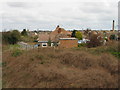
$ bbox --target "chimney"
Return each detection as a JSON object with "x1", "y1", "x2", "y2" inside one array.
[
  {"x1": 112, "y1": 20, "x2": 115, "y2": 31},
  {"x1": 56, "y1": 25, "x2": 59, "y2": 29}
]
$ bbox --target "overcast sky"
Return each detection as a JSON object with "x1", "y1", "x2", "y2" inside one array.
[{"x1": 0, "y1": 0, "x2": 119, "y2": 31}]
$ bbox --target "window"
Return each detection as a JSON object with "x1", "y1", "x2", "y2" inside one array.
[{"x1": 42, "y1": 43, "x2": 47, "y2": 47}]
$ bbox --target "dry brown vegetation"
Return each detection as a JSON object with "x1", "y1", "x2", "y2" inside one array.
[{"x1": 2, "y1": 46, "x2": 119, "y2": 88}]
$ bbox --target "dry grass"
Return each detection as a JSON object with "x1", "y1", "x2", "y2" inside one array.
[{"x1": 2, "y1": 47, "x2": 119, "y2": 88}]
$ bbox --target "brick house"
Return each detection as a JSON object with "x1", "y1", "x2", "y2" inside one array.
[
  {"x1": 50, "y1": 25, "x2": 72, "y2": 42},
  {"x1": 58, "y1": 38, "x2": 78, "y2": 48},
  {"x1": 37, "y1": 25, "x2": 78, "y2": 48},
  {"x1": 37, "y1": 33, "x2": 55, "y2": 47}
]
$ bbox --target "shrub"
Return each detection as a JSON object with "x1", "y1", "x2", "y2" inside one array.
[
  {"x1": 2, "y1": 30, "x2": 21, "y2": 44},
  {"x1": 11, "y1": 49, "x2": 22, "y2": 57}
]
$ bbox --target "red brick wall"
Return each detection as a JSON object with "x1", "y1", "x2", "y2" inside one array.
[{"x1": 58, "y1": 40, "x2": 78, "y2": 48}]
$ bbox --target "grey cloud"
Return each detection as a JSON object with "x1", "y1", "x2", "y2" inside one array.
[
  {"x1": 6, "y1": 2, "x2": 42, "y2": 8},
  {"x1": 7, "y1": 2, "x2": 28, "y2": 8},
  {"x1": 79, "y1": 2, "x2": 115, "y2": 14},
  {"x1": 1, "y1": 1, "x2": 118, "y2": 31}
]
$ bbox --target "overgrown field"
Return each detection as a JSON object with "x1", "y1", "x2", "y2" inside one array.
[{"x1": 2, "y1": 42, "x2": 119, "y2": 88}]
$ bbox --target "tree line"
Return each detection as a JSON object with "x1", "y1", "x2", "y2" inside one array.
[{"x1": 2, "y1": 29, "x2": 28, "y2": 45}]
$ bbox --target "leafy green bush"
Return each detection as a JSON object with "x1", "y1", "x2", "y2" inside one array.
[{"x1": 11, "y1": 49, "x2": 22, "y2": 57}]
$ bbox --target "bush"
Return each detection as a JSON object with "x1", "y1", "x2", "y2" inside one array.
[
  {"x1": 2, "y1": 30, "x2": 21, "y2": 44},
  {"x1": 11, "y1": 49, "x2": 22, "y2": 57}
]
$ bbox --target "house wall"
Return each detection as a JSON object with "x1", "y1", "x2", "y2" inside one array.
[
  {"x1": 58, "y1": 39, "x2": 78, "y2": 48},
  {"x1": 38, "y1": 43, "x2": 48, "y2": 47},
  {"x1": 39, "y1": 42, "x2": 54, "y2": 47},
  {"x1": 42, "y1": 43, "x2": 48, "y2": 47}
]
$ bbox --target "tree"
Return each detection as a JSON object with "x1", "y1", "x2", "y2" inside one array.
[
  {"x1": 47, "y1": 38, "x2": 51, "y2": 46},
  {"x1": 109, "y1": 34, "x2": 117, "y2": 40},
  {"x1": 2, "y1": 31, "x2": 11, "y2": 44},
  {"x1": 71, "y1": 30, "x2": 77, "y2": 37},
  {"x1": 71, "y1": 30, "x2": 83, "y2": 40},
  {"x1": 21, "y1": 29, "x2": 28, "y2": 36},
  {"x1": 75, "y1": 31, "x2": 83, "y2": 40},
  {"x1": 10, "y1": 30, "x2": 21, "y2": 44},
  {"x1": 2, "y1": 30, "x2": 21, "y2": 44}
]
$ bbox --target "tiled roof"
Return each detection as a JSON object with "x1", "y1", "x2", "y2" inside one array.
[
  {"x1": 38, "y1": 26, "x2": 72, "y2": 42},
  {"x1": 50, "y1": 26, "x2": 72, "y2": 42},
  {"x1": 37, "y1": 33, "x2": 50, "y2": 41}
]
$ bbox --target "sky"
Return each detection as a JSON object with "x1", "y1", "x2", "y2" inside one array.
[{"x1": 0, "y1": 0, "x2": 119, "y2": 31}]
